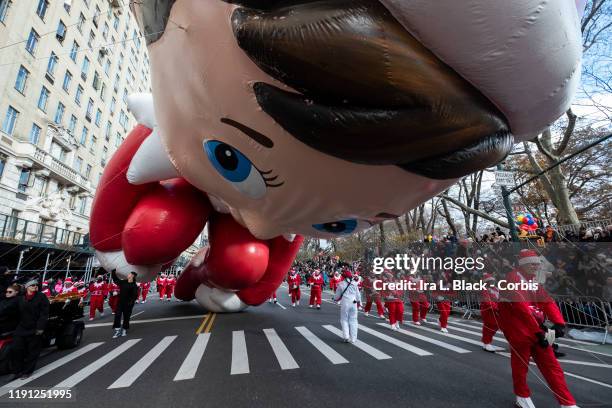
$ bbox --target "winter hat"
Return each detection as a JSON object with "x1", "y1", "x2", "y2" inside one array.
[
  {"x1": 342, "y1": 269, "x2": 353, "y2": 279},
  {"x1": 25, "y1": 279, "x2": 39, "y2": 288},
  {"x1": 483, "y1": 273, "x2": 495, "y2": 282},
  {"x1": 64, "y1": 278, "x2": 73, "y2": 284},
  {"x1": 518, "y1": 249, "x2": 541, "y2": 266}
]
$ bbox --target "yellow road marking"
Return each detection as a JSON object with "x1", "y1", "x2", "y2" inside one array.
[
  {"x1": 204, "y1": 313, "x2": 217, "y2": 333},
  {"x1": 195, "y1": 313, "x2": 210, "y2": 334}
]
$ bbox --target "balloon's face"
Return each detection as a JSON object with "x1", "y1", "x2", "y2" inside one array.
[{"x1": 131, "y1": 0, "x2": 581, "y2": 240}]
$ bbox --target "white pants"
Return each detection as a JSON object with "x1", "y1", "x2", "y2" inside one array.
[{"x1": 340, "y1": 303, "x2": 358, "y2": 342}]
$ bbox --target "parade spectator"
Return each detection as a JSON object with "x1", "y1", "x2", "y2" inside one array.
[
  {"x1": 0, "y1": 284, "x2": 21, "y2": 335},
  {"x1": 12, "y1": 279, "x2": 49, "y2": 380},
  {"x1": 111, "y1": 270, "x2": 139, "y2": 338}
]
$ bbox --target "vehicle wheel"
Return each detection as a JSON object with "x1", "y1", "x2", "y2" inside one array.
[{"x1": 56, "y1": 322, "x2": 84, "y2": 349}]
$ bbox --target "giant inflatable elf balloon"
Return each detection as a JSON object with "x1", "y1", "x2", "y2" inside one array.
[{"x1": 90, "y1": 0, "x2": 583, "y2": 312}]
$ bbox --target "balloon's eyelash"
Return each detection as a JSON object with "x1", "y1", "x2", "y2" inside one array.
[
  {"x1": 265, "y1": 181, "x2": 285, "y2": 188},
  {"x1": 257, "y1": 167, "x2": 284, "y2": 188}
]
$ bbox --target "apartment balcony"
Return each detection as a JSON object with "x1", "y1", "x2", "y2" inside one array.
[
  {"x1": 0, "y1": 213, "x2": 88, "y2": 248},
  {"x1": 12, "y1": 142, "x2": 91, "y2": 193}
]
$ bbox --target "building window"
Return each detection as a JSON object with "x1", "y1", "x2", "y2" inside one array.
[
  {"x1": 33, "y1": 176, "x2": 47, "y2": 195},
  {"x1": 53, "y1": 102, "x2": 65, "y2": 125},
  {"x1": 75, "y1": 85, "x2": 83, "y2": 105},
  {"x1": 0, "y1": 0, "x2": 11, "y2": 23},
  {"x1": 63, "y1": 0, "x2": 70, "y2": 13},
  {"x1": 113, "y1": 14, "x2": 119, "y2": 30},
  {"x1": 62, "y1": 70, "x2": 72, "y2": 92},
  {"x1": 103, "y1": 59, "x2": 111, "y2": 76},
  {"x1": 113, "y1": 74, "x2": 120, "y2": 92},
  {"x1": 105, "y1": 122, "x2": 111, "y2": 140},
  {"x1": 79, "y1": 196, "x2": 87, "y2": 214},
  {"x1": 80, "y1": 126, "x2": 88, "y2": 145},
  {"x1": 87, "y1": 30, "x2": 95, "y2": 49},
  {"x1": 29, "y1": 123, "x2": 41, "y2": 144},
  {"x1": 17, "y1": 168, "x2": 30, "y2": 192},
  {"x1": 93, "y1": 71, "x2": 101, "y2": 90},
  {"x1": 37, "y1": 86, "x2": 49, "y2": 111},
  {"x1": 46, "y1": 52, "x2": 58, "y2": 77},
  {"x1": 77, "y1": 12, "x2": 85, "y2": 32},
  {"x1": 100, "y1": 83, "x2": 107, "y2": 101},
  {"x1": 90, "y1": 136, "x2": 97, "y2": 152},
  {"x1": 93, "y1": 5, "x2": 100, "y2": 27},
  {"x1": 81, "y1": 56, "x2": 89, "y2": 80},
  {"x1": 86, "y1": 98, "x2": 94, "y2": 121},
  {"x1": 95, "y1": 109, "x2": 102, "y2": 127},
  {"x1": 56, "y1": 20, "x2": 67, "y2": 43},
  {"x1": 25, "y1": 29, "x2": 39, "y2": 55},
  {"x1": 68, "y1": 114, "x2": 77, "y2": 134},
  {"x1": 102, "y1": 146, "x2": 108, "y2": 164},
  {"x1": 83, "y1": 0, "x2": 90, "y2": 9},
  {"x1": 122, "y1": 88, "x2": 128, "y2": 103},
  {"x1": 35, "y1": 0, "x2": 48, "y2": 20},
  {"x1": 14, "y1": 65, "x2": 29, "y2": 93},
  {"x1": 85, "y1": 164, "x2": 92, "y2": 178},
  {"x1": 115, "y1": 132, "x2": 122, "y2": 147},
  {"x1": 102, "y1": 22, "x2": 109, "y2": 39},
  {"x1": 0, "y1": 155, "x2": 6, "y2": 179},
  {"x1": 1, "y1": 106, "x2": 19, "y2": 135},
  {"x1": 110, "y1": 97, "x2": 116, "y2": 114},
  {"x1": 70, "y1": 41, "x2": 79, "y2": 62},
  {"x1": 51, "y1": 142, "x2": 68, "y2": 163},
  {"x1": 73, "y1": 156, "x2": 82, "y2": 172}
]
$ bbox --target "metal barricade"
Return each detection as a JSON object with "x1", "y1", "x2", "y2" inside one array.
[{"x1": 552, "y1": 294, "x2": 610, "y2": 344}]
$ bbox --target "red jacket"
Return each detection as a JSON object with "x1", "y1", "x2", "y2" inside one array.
[
  {"x1": 498, "y1": 269, "x2": 564, "y2": 343},
  {"x1": 308, "y1": 274, "x2": 324, "y2": 289},
  {"x1": 166, "y1": 277, "x2": 176, "y2": 287},
  {"x1": 287, "y1": 274, "x2": 301, "y2": 290},
  {"x1": 156, "y1": 277, "x2": 167, "y2": 288},
  {"x1": 89, "y1": 282, "x2": 108, "y2": 297},
  {"x1": 109, "y1": 282, "x2": 120, "y2": 297}
]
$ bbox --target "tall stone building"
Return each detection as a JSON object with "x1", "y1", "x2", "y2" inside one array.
[{"x1": 0, "y1": 0, "x2": 150, "y2": 251}]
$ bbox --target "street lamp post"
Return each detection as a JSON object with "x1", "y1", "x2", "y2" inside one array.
[
  {"x1": 65, "y1": 256, "x2": 71, "y2": 281},
  {"x1": 15, "y1": 247, "x2": 31, "y2": 277},
  {"x1": 41, "y1": 251, "x2": 54, "y2": 283}
]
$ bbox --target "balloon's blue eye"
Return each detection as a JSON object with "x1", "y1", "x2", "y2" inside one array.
[
  {"x1": 204, "y1": 140, "x2": 266, "y2": 199},
  {"x1": 313, "y1": 219, "x2": 358, "y2": 235}
]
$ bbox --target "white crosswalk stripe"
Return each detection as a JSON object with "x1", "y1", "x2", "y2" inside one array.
[
  {"x1": 411, "y1": 323, "x2": 505, "y2": 351},
  {"x1": 174, "y1": 333, "x2": 211, "y2": 381},
  {"x1": 359, "y1": 326, "x2": 432, "y2": 356},
  {"x1": 109, "y1": 336, "x2": 177, "y2": 388},
  {"x1": 231, "y1": 331, "x2": 250, "y2": 375},
  {"x1": 449, "y1": 318, "x2": 599, "y2": 346},
  {"x1": 424, "y1": 321, "x2": 508, "y2": 344},
  {"x1": 376, "y1": 324, "x2": 471, "y2": 354},
  {"x1": 264, "y1": 328, "x2": 299, "y2": 370},
  {"x1": 295, "y1": 326, "x2": 348, "y2": 364},
  {"x1": 56, "y1": 339, "x2": 141, "y2": 388},
  {"x1": 0, "y1": 342, "x2": 104, "y2": 397},
  {"x1": 322, "y1": 325, "x2": 392, "y2": 360}
]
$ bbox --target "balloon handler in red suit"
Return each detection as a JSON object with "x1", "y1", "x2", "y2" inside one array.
[
  {"x1": 287, "y1": 269, "x2": 301, "y2": 307},
  {"x1": 498, "y1": 249, "x2": 579, "y2": 408},
  {"x1": 165, "y1": 274, "x2": 176, "y2": 301},
  {"x1": 480, "y1": 273, "x2": 501, "y2": 352},
  {"x1": 382, "y1": 272, "x2": 404, "y2": 330},
  {"x1": 409, "y1": 275, "x2": 430, "y2": 325},
  {"x1": 88, "y1": 275, "x2": 108, "y2": 320},
  {"x1": 156, "y1": 273, "x2": 167, "y2": 300},
  {"x1": 108, "y1": 281, "x2": 120, "y2": 315},
  {"x1": 432, "y1": 275, "x2": 455, "y2": 333},
  {"x1": 363, "y1": 273, "x2": 385, "y2": 319},
  {"x1": 308, "y1": 269, "x2": 324, "y2": 309},
  {"x1": 138, "y1": 281, "x2": 151, "y2": 303},
  {"x1": 329, "y1": 271, "x2": 341, "y2": 294}
]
